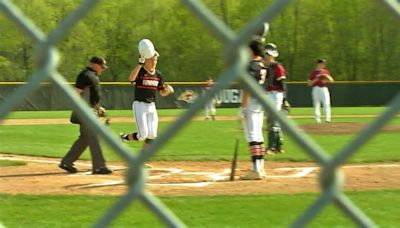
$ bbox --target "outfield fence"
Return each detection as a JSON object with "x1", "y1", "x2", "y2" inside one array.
[
  {"x1": 1, "y1": 82, "x2": 400, "y2": 110},
  {"x1": 1, "y1": 0, "x2": 399, "y2": 227}
]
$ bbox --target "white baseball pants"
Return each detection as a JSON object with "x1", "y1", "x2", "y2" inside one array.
[
  {"x1": 267, "y1": 91, "x2": 284, "y2": 111},
  {"x1": 243, "y1": 97, "x2": 264, "y2": 143},
  {"x1": 132, "y1": 101, "x2": 158, "y2": 141},
  {"x1": 205, "y1": 99, "x2": 216, "y2": 117},
  {"x1": 312, "y1": 86, "x2": 331, "y2": 123}
]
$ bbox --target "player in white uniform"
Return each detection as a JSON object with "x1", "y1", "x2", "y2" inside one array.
[
  {"x1": 120, "y1": 48, "x2": 173, "y2": 154},
  {"x1": 308, "y1": 59, "x2": 334, "y2": 123},
  {"x1": 203, "y1": 78, "x2": 217, "y2": 120},
  {"x1": 240, "y1": 40, "x2": 267, "y2": 180}
]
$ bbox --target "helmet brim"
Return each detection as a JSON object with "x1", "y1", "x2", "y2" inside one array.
[{"x1": 265, "y1": 50, "x2": 279, "y2": 57}]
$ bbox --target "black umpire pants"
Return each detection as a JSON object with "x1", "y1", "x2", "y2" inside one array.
[{"x1": 61, "y1": 123, "x2": 106, "y2": 170}]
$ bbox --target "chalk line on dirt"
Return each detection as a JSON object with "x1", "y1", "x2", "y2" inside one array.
[{"x1": 1, "y1": 155, "x2": 399, "y2": 188}]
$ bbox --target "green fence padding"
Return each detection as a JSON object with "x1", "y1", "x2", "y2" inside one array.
[{"x1": 0, "y1": 83, "x2": 399, "y2": 110}]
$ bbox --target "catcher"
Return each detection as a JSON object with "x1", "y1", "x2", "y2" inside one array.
[
  {"x1": 120, "y1": 39, "x2": 174, "y2": 162},
  {"x1": 264, "y1": 43, "x2": 290, "y2": 155}
]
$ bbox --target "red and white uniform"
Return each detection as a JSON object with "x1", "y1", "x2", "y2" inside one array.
[
  {"x1": 309, "y1": 69, "x2": 331, "y2": 123},
  {"x1": 266, "y1": 63, "x2": 286, "y2": 111}
]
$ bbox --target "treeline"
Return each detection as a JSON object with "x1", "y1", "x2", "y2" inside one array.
[{"x1": 0, "y1": 0, "x2": 399, "y2": 82}]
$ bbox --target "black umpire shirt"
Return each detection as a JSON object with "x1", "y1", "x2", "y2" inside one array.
[{"x1": 75, "y1": 67, "x2": 101, "y2": 107}]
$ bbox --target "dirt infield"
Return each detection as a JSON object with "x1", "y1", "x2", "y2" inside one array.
[
  {"x1": 1, "y1": 119, "x2": 399, "y2": 196},
  {"x1": 1, "y1": 154, "x2": 399, "y2": 196},
  {"x1": 2, "y1": 114, "x2": 400, "y2": 126}
]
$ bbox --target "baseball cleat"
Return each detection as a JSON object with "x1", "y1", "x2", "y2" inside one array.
[
  {"x1": 92, "y1": 167, "x2": 113, "y2": 175},
  {"x1": 120, "y1": 133, "x2": 129, "y2": 142},
  {"x1": 58, "y1": 162, "x2": 78, "y2": 174},
  {"x1": 266, "y1": 148, "x2": 284, "y2": 155},
  {"x1": 240, "y1": 171, "x2": 265, "y2": 180}
]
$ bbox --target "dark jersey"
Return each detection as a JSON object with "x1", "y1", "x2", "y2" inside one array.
[
  {"x1": 75, "y1": 67, "x2": 101, "y2": 107},
  {"x1": 134, "y1": 67, "x2": 165, "y2": 103},
  {"x1": 266, "y1": 62, "x2": 286, "y2": 92},
  {"x1": 247, "y1": 59, "x2": 267, "y2": 85}
]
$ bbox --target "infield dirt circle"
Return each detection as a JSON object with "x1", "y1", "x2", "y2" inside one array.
[{"x1": 1, "y1": 154, "x2": 399, "y2": 196}]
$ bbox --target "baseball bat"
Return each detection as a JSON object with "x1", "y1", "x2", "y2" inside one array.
[{"x1": 229, "y1": 138, "x2": 239, "y2": 181}]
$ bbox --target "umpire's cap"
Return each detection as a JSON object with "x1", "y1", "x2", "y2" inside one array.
[
  {"x1": 264, "y1": 43, "x2": 279, "y2": 57},
  {"x1": 90, "y1": 56, "x2": 108, "y2": 69}
]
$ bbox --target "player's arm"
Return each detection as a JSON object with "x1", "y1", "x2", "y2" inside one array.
[
  {"x1": 159, "y1": 75, "x2": 174, "y2": 97},
  {"x1": 128, "y1": 57, "x2": 145, "y2": 83},
  {"x1": 319, "y1": 73, "x2": 334, "y2": 82},
  {"x1": 160, "y1": 83, "x2": 174, "y2": 96},
  {"x1": 75, "y1": 87, "x2": 83, "y2": 95},
  {"x1": 307, "y1": 78, "x2": 318, "y2": 86},
  {"x1": 128, "y1": 64, "x2": 142, "y2": 83},
  {"x1": 280, "y1": 78, "x2": 288, "y2": 99},
  {"x1": 241, "y1": 89, "x2": 249, "y2": 108}
]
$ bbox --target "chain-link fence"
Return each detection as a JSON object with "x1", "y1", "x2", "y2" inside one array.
[{"x1": 1, "y1": 0, "x2": 399, "y2": 227}]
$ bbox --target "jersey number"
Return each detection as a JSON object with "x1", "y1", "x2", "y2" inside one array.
[{"x1": 259, "y1": 69, "x2": 267, "y2": 84}]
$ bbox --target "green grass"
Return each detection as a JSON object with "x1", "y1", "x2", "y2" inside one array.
[
  {"x1": 0, "y1": 160, "x2": 25, "y2": 167},
  {"x1": 1, "y1": 117, "x2": 399, "y2": 163},
  {"x1": 1, "y1": 108, "x2": 399, "y2": 227},
  {"x1": 4, "y1": 107, "x2": 392, "y2": 119},
  {"x1": 0, "y1": 189, "x2": 399, "y2": 227}
]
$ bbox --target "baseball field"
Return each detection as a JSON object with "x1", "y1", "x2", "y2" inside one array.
[{"x1": 0, "y1": 107, "x2": 399, "y2": 227}]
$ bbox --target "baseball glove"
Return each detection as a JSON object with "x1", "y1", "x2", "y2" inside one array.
[
  {"x1": 96, "y1": 106, "x2": 106, "y2": 117},
  {"x1": 318, "y1": 74, "x2": 330, "y2": 80},
  {"x1": 164, "y1": 83, "x2": 174, "y2": 94},
  {"x1": 214, "y1": 99, "x2": 222, "y2": 107},
  {"x1": 282, "y1": 98, "x2": 291, "y2": 113}
]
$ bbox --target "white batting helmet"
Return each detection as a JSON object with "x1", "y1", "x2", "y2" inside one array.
[{"x1": 138, "y1": 39, "x2": 156, "y2": 59}]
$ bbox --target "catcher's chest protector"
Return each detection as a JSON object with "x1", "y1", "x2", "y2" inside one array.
[{"x1": 266, "y1": 63, "x2": 280, "y2": 89}]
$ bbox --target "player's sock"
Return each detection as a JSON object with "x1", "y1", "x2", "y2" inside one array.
[
  {"x1": 253, "y1": 155, "x2": 263, "y2": 173},
  {"x1": 251, "y1": 156, "x2": 257, "y2": 171},
  {"x1": 131, "y1": 133, "x2": 139, "y2": 141},
  {"x1": 250, "y1": 142, "x2": 266, "y2": 172}
]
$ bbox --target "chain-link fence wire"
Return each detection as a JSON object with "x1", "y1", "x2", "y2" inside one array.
[{"x1": 0, "y1": 0, "x2": 399, "y2": 227}]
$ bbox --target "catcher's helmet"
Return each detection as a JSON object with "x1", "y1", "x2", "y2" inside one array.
[{"x1": 264, "y1": 43, "x2": 279, "y2": 57}]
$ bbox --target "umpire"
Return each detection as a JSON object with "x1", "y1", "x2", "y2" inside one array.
[{"x1": 59, "y1": 56, "x2": 112, "y2": 175}]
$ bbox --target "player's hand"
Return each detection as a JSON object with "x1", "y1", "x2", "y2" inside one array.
[
  {"x1": 164, "y1": 83, "x2": 174, "y2": 94},
  {"x1": 97, "y1": 106, "x2": 106, "y2": 117},
  {"x1": 160, "y1": 83, "x2": 174, "y2": 96},
  {"x1": 138, "y1": 56, "x2": 145, "y2": 65},
  {"x1": 317, "y1": 74, "x2": 329, "y2": 80},
  {"x1": 238, "y1": 107, "x2": 247, "y2": 119},
  {"x1": 281, "y1": 98, "x2": 291, "y2": 113}
]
